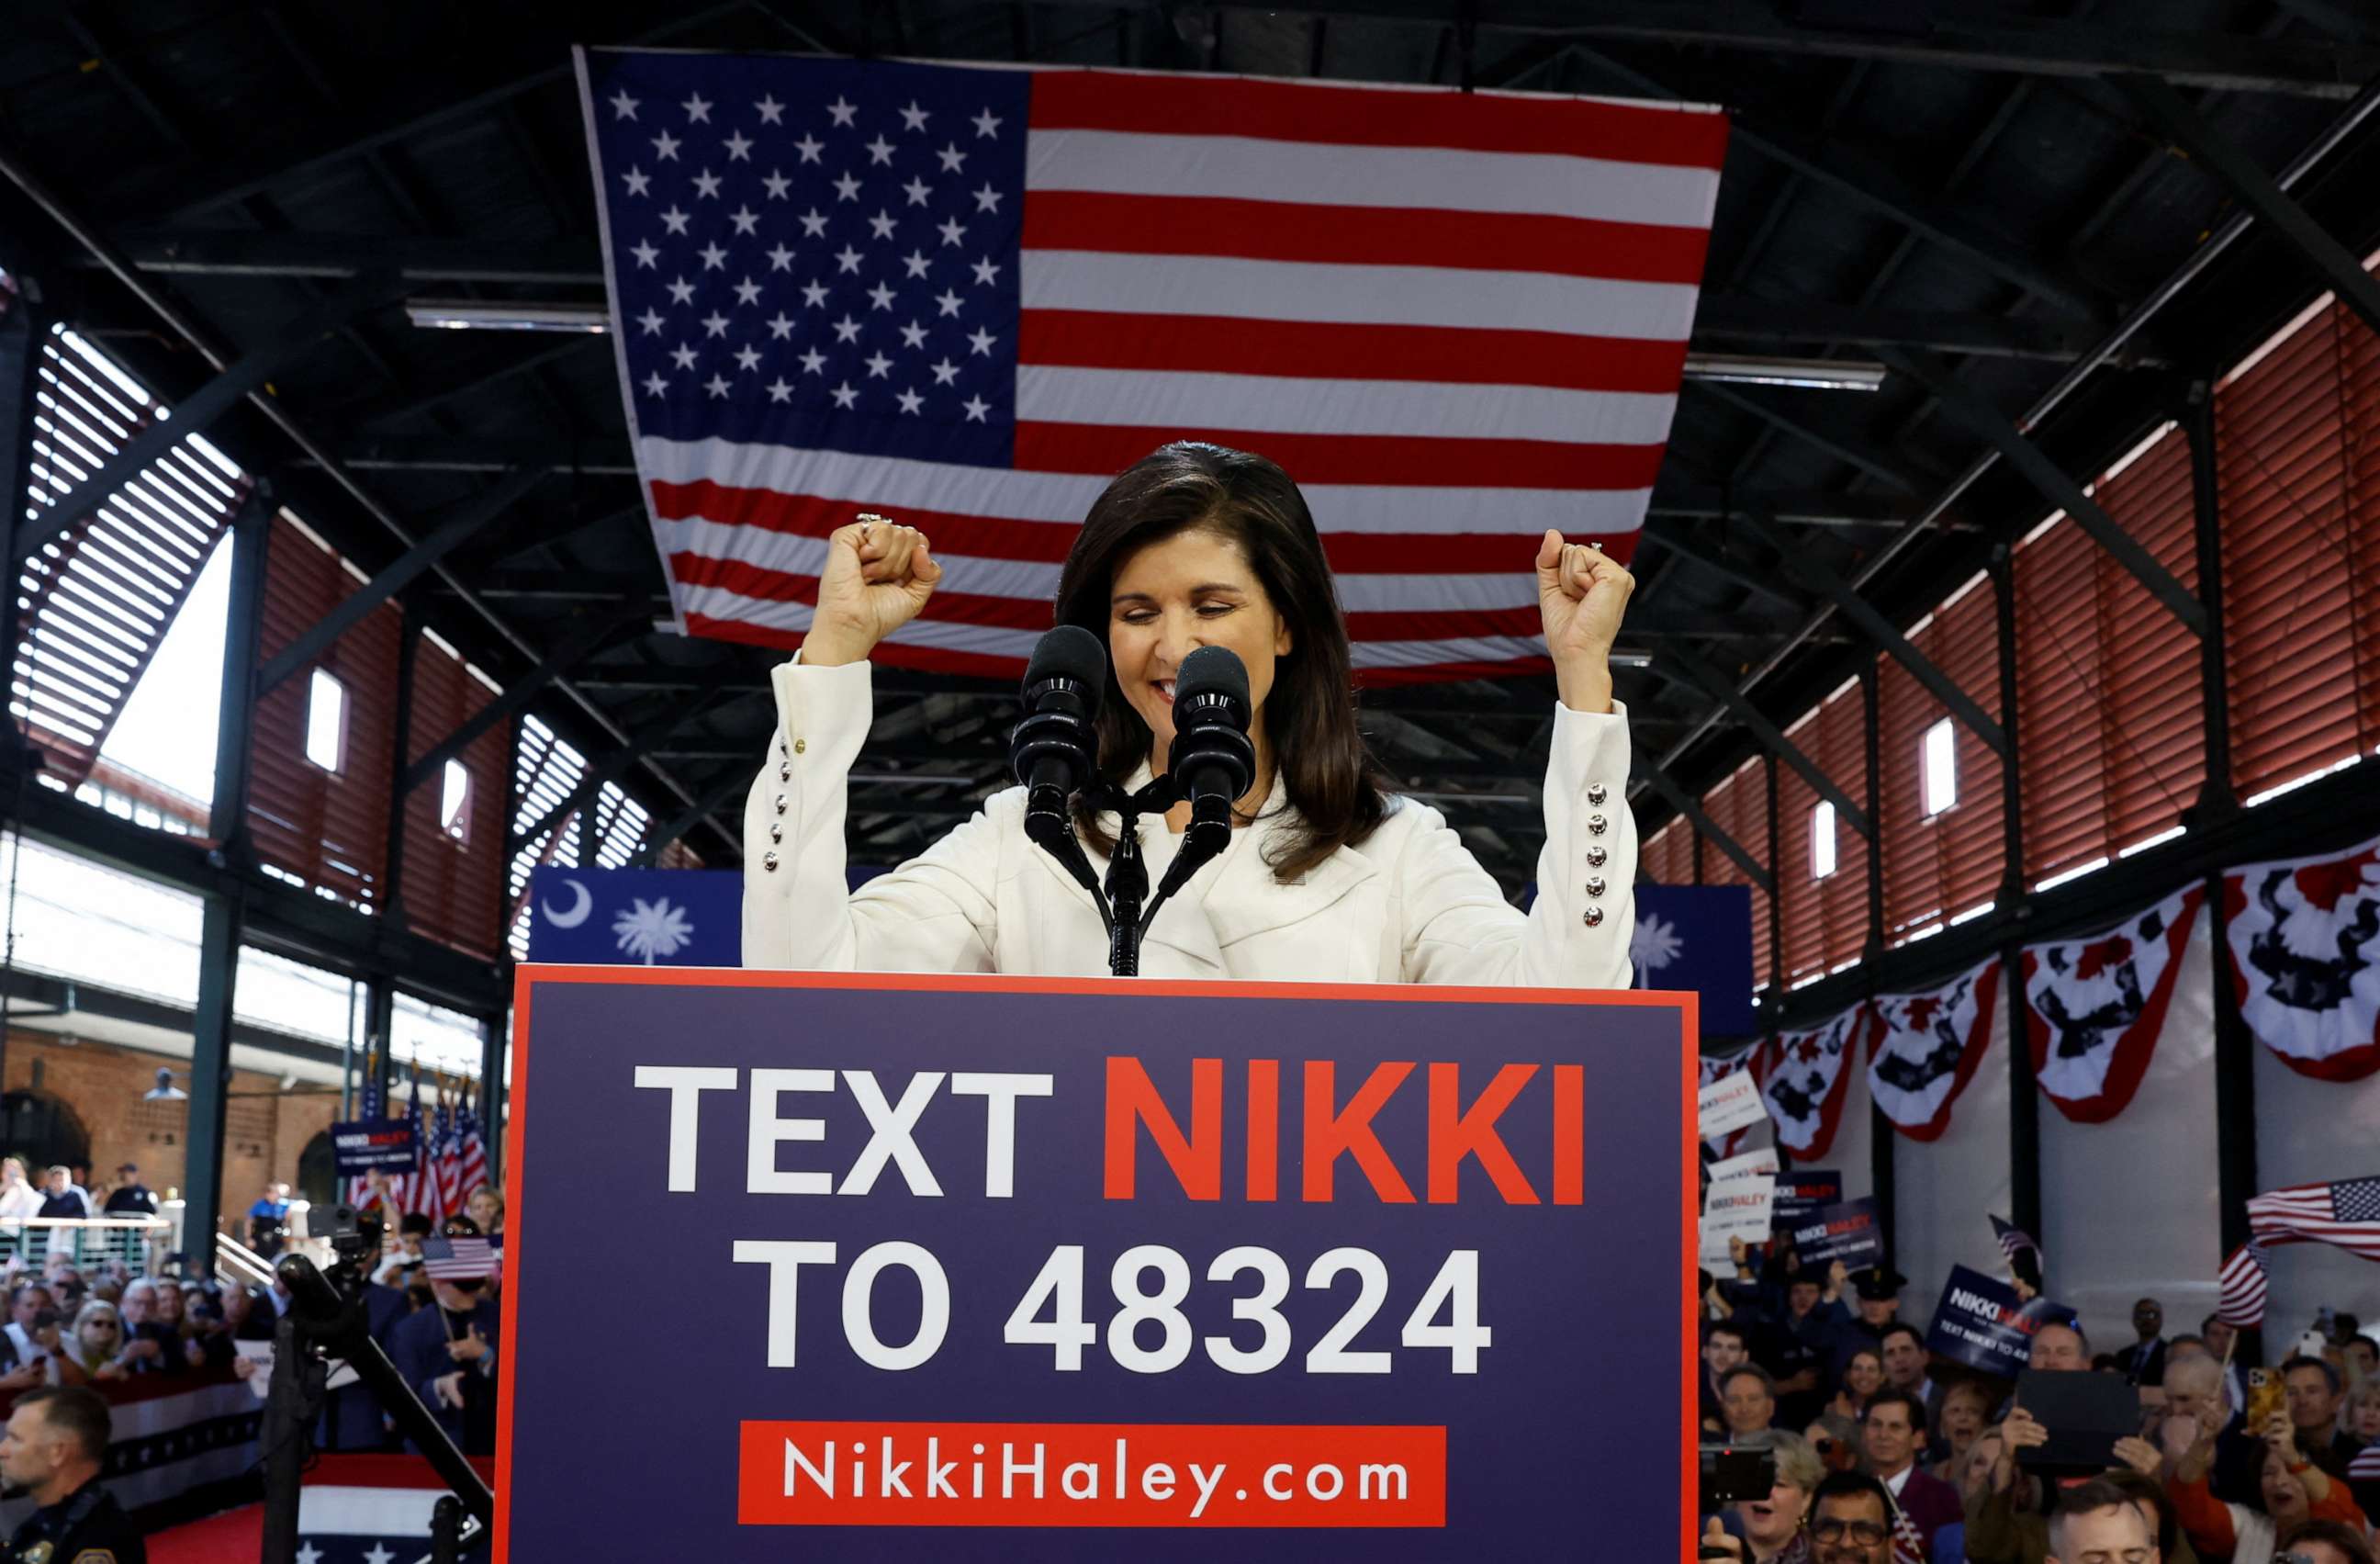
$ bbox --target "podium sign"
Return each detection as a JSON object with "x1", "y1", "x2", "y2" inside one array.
[{"x1": 497, "y1": 971, "x2": 1695, "y2": 1560}]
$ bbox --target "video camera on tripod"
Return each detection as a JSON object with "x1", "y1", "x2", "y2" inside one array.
[{"x1": 256, "y1": 1202, "x2": 494, "y2": 1563}]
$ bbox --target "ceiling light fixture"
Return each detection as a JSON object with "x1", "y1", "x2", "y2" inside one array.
[
  {"x1": 404, "y1": 300, "x2": 610, "y2": 333},
  {"x1": 1682, "y1": 354, "x2": 1887, "y2": 391}
]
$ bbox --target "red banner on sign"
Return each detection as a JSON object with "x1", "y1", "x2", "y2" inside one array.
[{"x1": 735, "y1": 1420, "x2": 1447, "y2": 1527}]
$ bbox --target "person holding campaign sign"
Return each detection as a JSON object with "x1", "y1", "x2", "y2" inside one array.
[{"x1": 743, "y1": 443, "x2": 1640, "y2": 982}]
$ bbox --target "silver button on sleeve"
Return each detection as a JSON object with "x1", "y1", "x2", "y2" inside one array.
[
  {"x1": 762, "y1": 850, "x2": 780, "y2": 872},
  {"x1": 1586, "y1": 782, "x2": 1608, "y2": 805},
  {"x1": 1585, "y1": 844, "x2": 1607, "y2": 868},
  {"x1": 1582, "y1": 906, "x2": 1603, "y2": 928},
  {"x1": 1585, "y1": 874, "x2": 1607, "y2": 898},
  {"x1": 1587, "y1": 813, "x2": 1608, "y2": 836}
]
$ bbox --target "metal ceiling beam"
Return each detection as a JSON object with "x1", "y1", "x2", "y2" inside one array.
[
  {"x1": 1074, "y1": 2, "x2": 2380, "y2": 96},
  {"x1": 94, "y1": 5, "x2": 753, "y2": 224},
  {"x1": 1649, "y1": 486, "x2": 1924, "y2": 530},
  {"x1": 1638, "y1": 523, "x2": 1812, "y2": 614},
  {"x1": 1554, "y1": 44, "x2": 2111, "y2": 320},
  {"x1": 2116, "y1": 73, "x2": 2380, "y2": 341},
  {"x1": 1636, "y1": 73, "x2": 2380, "y2": 810},
  {"x1": 1632, "y1": 759, "x2": 1772, "y2": 894},
  {"x1": 9, "y1": 267, "x2": 415, "y2": 567},
  {"x1": 323, "y1": 435, "x2": 639, "y2": 476},
  {"x1": 1657, "y1": 643, "x2": 1871, "y2": 838},
  {"x1": 636, "y1": 767, "x2": 755, "y2": 865},
  {"x1": 101, "y1": 229, "x2": 607, "y2": 286},
  {"x1": 1733, "y1": 508, "x2": 2009, "y2": 757},
  {"x1": 0, "y1": 138, "x2": 736, "y2": 858},
  {"x1": 1691, "y1": 382, "x2": 1935, "y2": 494},
  {"x1": 400, "y1": 603, "x2": 650, "y2": 793},
  {"x1": 511, "y1": 692, "x2": 749, "y2": 854},
  {"x1": 257, "y1": 467, "x2": 548, "y2": 694},
  {"x1": 1880, "y1": 348, "x2": 2206, "y2": 636},
  {"x1": 1690, "y1": 298, "x2": 2121, "y2": 365},
  {"x1": 339, "y1": 337, "x2": 610, "y2": 432}
]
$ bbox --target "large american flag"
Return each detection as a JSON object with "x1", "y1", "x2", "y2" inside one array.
[
  {"x1": 576, "y1": 50, "x2": 1722, "y2": 682},
  {"x1": 2247, "y1": 1176, "x2": 2380, "y2": 1263}
]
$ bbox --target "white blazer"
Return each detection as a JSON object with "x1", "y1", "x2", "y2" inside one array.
[{"x1": 742, "y1": 658, "x2": 1639, "y2": 986}]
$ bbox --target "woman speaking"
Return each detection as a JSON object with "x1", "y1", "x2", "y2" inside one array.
[{"x1": 743, "y1": 441, "x2": 1638, "y2": 985}]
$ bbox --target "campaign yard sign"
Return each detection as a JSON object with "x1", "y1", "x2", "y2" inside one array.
[
  {"x1": 1772, "y1": 1171, "x2": 1842, "y2": 1233},
  {"x1": 1784, "y1": 1198, "x2": 1880, "y2": 1270},
  {"x1": 330, "y1": 1119, "x2": 417, "y2": 1177},
  {"x1": 499, "y1": 971, "x2": 1697, "y2": 1560},
  {"x1": 1698, "y1": 1067, "x2": 1768, "y2": 1142},
  {"x1": 1924, "y1": 1264, "x2": 2075, "y2": 1378}
]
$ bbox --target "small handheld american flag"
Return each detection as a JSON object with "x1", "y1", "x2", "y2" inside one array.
[
  {"x1": 1990, "y1": 1214, "x2": 2042, "y2": 1293},
  {"x1": 2215, "y1": 1242, "x2": 2268, "y2": 1329},
  {"x1": 1888, "y1": 1495, "x2": 1927, "y2": 1564},
  {"x1": 420, "y1": 1237, "x2": 498, "y2": 1280}
]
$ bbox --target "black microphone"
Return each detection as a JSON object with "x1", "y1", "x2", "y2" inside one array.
[
  {"x1": 1008, "y1": 625, "x2": 1111, "y2": 927},
  {"x1": 1150, "y1": 645, "x2": 1256, "y2": 910}
]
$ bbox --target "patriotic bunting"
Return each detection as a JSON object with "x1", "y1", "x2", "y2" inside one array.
[
  {"x1": 2215, "y1": 1243, "x2": 2267, "y2": 1329},
  {"x1": 2022, "y1": 886, "x2": 2204, "y2": 1124},
  {"x1": 2223, "y1": 831, "x2": 2380, "y2": 1083},
  {"x1": 1759, "y1": 1006, "x2": 1872, "y2": 1160},
  {"x1": 1868, "y1": 960, "x2": 2000, "y2": 1142}
]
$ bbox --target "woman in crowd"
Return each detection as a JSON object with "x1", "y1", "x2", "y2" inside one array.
[
  {"x1": 0, "y1": 1158, "x2": 40, "y2": 1235},
  {"x1": 466, "y1": 1184, "x2": 504, "y2": 1239},
  {"x1": 1694, "y1": 1432, "x2": 1823, "y2": 1563},
  {"x1": 54, "y1": 1301, "x2": 129, "y2": 1386},
  {"x1": 1828, "y1": 1349, "x2": 1883, "y2": 1423},
  {"x1": 743, "y1": 443, "x2": 1640, "y2": 985},
  {"x1": 2166, "y1": 1411, "x2": 2368, "y2": 1561},
  {"x1": 2348, "y1": 1380, "x2": 2380, "y2": 1444},
  {"x1": 1928, "y1": 1379, "x2": 1997, "y2": 1482}
]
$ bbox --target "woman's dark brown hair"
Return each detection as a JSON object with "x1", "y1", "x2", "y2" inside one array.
[{"x1": 1056, "y1": 442, "x2": 1390, "y2": 883}]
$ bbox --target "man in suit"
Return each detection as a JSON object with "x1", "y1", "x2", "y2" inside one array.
[
  {"x1": 1861, "y1": 1389, "x2": 1960, "y2": 1557},
  {"x1": 2115, "y1": 1296, "x2": 2167, "y2": 1386},
  {"x1": 2284, "y1": 1356, "x2": 2367, "y2": 1491}
]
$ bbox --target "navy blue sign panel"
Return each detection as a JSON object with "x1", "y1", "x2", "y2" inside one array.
[
  {"x1": 497, "y1": 971, "x2": 1696, "y2": 1561},
  {"x1": 331, "y1": 1119, "x2": 416, "y2": 1176}
]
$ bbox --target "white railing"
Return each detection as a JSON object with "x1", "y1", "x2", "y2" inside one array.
[{"x1": 0, "y1": 1217, "x2": 173, "y2": 1272}]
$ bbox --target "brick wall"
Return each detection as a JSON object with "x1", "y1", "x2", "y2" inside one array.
[{"x1": 0, "y1": 1030, "x2": 343, "y2": 1242}]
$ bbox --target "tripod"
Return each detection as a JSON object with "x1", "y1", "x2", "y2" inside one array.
[{"x1": 257, "y1": 1212, "x2": 494, "y2": 1563}]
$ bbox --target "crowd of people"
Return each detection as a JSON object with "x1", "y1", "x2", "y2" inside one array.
[{"x1": 1696, "y1": 1251, "x2": 2380, "y2": 1564}]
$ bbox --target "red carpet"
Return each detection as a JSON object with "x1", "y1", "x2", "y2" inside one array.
[{"x1": 150, "y1": 1502, "x2": 261, "y2": 1563}]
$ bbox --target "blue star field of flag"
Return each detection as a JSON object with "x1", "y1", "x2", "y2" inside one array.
[
  {"x1": 2335, "y1": 1176, "x2": 2380, "y2": 1221},
  {"x1": 585, "y1": 53, "x2": 1029, "y2": 468}
]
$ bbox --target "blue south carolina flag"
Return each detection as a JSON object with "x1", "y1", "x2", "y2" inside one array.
[{"x1": 1631, "y1": 883, "x2": 1757, "y2": 1038}]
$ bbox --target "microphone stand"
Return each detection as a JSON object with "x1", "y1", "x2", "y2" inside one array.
[
  {"x1": 1094, "y1": 777, "x2": 1180, "y2": 977},
  {"x1": 259, "y1": 1250, "x2": 495, "y2": 1563}
]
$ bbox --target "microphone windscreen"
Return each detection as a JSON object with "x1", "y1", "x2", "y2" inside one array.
[
  {"x1": 1022, "y1": 625, "x2": 1107, "y2": 713},
  {"x1": 1175, "y1": 645, "x2": 1249, "y2": 720}
]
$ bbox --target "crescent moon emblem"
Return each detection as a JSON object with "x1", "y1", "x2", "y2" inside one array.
[{"x1": 541, "y1": 878, "x2": 594, "y2": 928}]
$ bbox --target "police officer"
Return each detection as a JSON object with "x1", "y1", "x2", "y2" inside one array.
[{"x1": 0, "y1": 1386, "x2": 144, "y2": 1563}]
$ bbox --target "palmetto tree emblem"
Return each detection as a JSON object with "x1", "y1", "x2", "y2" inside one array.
[
  {"x1": 1630, "y1": 911, "x2": 1684, "y2": 986},
  {"x1": 612, "y1": 896, "x2": 696, "y2": 964}
]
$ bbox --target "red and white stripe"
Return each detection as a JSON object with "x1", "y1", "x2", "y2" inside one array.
[
  {"x1": 2215, "y1": 1243, "x2": 2267, "y2": 1328},
  {"x1": 646, "y1": 69, "x2": 1722, "y2": 682}
]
